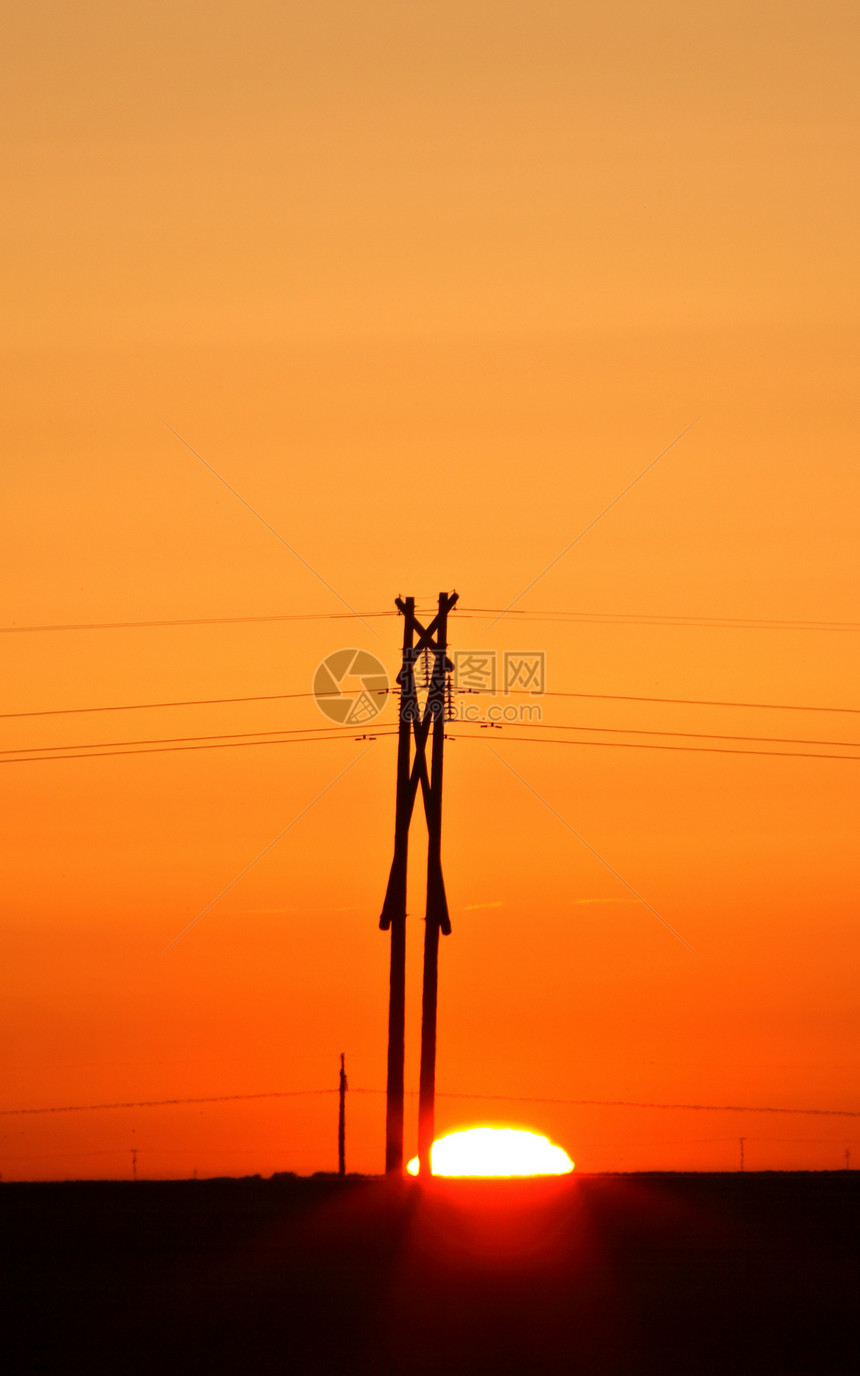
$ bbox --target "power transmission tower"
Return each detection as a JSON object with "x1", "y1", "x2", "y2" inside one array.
[
  {"x1": 380, "y1": 591, "x2": 457, "y2": 1176},
  {"x1": 338, "y1": 1053, "x2": 347, "y2": 1177}
]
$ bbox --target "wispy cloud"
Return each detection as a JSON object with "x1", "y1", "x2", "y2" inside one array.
[
  {"x1": 162, "y1": 749, "x2": 372, "y2": 953},
  {"x1": 486, "y1": 745, "x2": 696, "y2": 955},
  {"x1": 163, "y1": 420, "x2": 374, "y2": 632},
  {"x1": 484, "y1": 419, "x2": 697, "y2": 634},
  {"x1": 569, "y1": 897, "x2": 639, "y2": 906},
  {"x1": 464, "y1": 900, "x2": 503, "y2": 911},
  {"x1": 222, "y1": 905, "x2": 359, "y2": 916}
]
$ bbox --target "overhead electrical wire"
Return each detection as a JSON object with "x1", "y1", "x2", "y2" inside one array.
[
  {"x1": 503, "y1": 689, "x2": 860, "y2": 716},
  {"x1": 5, "y1": 727, "x2": 856, "y2": 766},
  {"x1": 2, "y1": 1087, "x2": 857, "y2": 1118},
  {"x1": 0, "y1": 1089, "x2": 339, "y2": 1116},
  {"x1": 3, "y1": 688, "x2": 858, "y2": 720},
  {"x1": 0, "y1": 612, "x2": 397, "y2": 633},
  {"x1": 458, "y1": 608, "x2": 860, "y2": 631},
  {"x1": 4, "y1": 703, "x2": 857, "y2": 765},
  {"x1": 0, "y1": 690, "x2": 373, "y2": 720},
  {"x1": 1, "y1": 723, "x2": 382, "y2": 756},
  {"x1": 463, "y1": 721, "x2": 860, "y2": 750},
  {"x1": 449, "y1": 732, "x2": 860, "y2": 763},
  {"x1": 431, "y1": 1091, "x2": 860, "y2": 1118},
  {"x1": 4, "y1": 607, "x2": 855, "y2": 633},
  {"x1": 0, "y1": 730, "x2": 398, "y2": 766}
]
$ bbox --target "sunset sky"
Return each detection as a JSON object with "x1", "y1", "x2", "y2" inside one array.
[{"x1": 3, "y1": 2, "x2": 858, "y2": 1179}]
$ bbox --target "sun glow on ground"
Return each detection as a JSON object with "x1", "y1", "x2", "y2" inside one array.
[{"x1": 406, "y1": 1127, "x2": 574, "y2": 1177}]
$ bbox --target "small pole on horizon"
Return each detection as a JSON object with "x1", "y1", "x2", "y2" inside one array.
[
  {"x1": 739, "y1": 1137, "x2": 745, "y2": 1173},
  {"x1": 845, "y1": 1147, "x2": 851, "y2": 1171},
  {"x1": 338, "y1": 1053, "x2": 348, "y2": 1178},
  {"x1": 132, "y1": 1148, "x2": 138, "y2": 1182}
]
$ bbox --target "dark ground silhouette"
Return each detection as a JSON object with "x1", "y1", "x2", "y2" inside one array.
[{"x1": 3, "y1": 1172, "x2": 858, "y2": 1374}]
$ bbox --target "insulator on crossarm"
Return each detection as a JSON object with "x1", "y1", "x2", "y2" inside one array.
[{"x1": 445, "y1": 672, "x2": 456, "y2": 721}]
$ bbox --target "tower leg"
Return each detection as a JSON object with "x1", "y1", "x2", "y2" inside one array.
[
  {"x1": 418, "y1": 915, "x2": 440, "y2": 1176},
  {"x1": 385, "y1": 913, "x2": 406, "y2": 1175}
]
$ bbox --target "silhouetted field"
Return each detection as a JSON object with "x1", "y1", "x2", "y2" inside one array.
[{"x1": 3, "y1": 1173, "x2": 858, "y2": 1374}]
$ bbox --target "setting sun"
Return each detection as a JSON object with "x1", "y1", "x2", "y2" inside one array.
[{"x1": 406, "y1": 1128, "x2": 574, "y2": 1178}]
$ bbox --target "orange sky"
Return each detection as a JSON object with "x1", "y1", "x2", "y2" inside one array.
[{"x1": 2, "y1": 2, "x2": 859, "y2": 1179}]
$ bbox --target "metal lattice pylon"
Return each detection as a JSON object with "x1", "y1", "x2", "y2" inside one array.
[{"x1": 379, "y1": 591, "x2": 458, "y2": 1176}]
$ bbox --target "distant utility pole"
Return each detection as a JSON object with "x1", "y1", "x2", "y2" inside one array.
[
  {"x1": 845, "y1": 1147, "x2": 851, "y2": 1171},
  {"x1": 132, "y1": 1148, "x2": 138, "y2": 1182},
  {"x1": 338, "y1": 1053, "x2": 348, "y2": 1178},
  {"x1": 380, "y1": 591, "x2": 458, "y2": 1177},
  {"x1": 739, "y1": 1137, "x2": 745, "y2": 1173}
]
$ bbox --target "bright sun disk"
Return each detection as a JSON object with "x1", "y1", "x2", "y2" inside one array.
[{"x1": 406, "y1": 1127, "x2": 574, "y2": 1177}]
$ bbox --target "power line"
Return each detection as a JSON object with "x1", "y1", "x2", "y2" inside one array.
[
  {"x1": 451, "y1": 733, "x2": 860, "y2": 763},
  {"x1": 5, "y1": 608, "x2": 854, "y2": 636},
  {"x1": 4, "y1": 688, "x2": 857, "y2": 722},
  {"x1": 477, "y1": 721, "x2": 860, "y2": 751},
  {"x1": 0, "y1": 690, "x2": 371, "y2": 721},
  {"x1": 429, "y1": 1091, "x2": 860, "y2": 1118},
  {"x1": 0, "y1": 611, "x2": 396, "y2": 634},
  {"x1": 460, "y1": 609, "x2": 860, "y2": 632},
  {"x1": 1, "y1": 723, "x2": 381, "y2": 757},
  {"x1": 0, "y1": 731, "x2": 398, "y2": 766},
  {"x1": 504, "y1": 690, "x2": 860, "y2": 716},
  {"x1": 5, "y1": 725, "x2": 855, "y2": 766},
  {"x1": 0, "y1": 1089, "x2": 339, "y2": 1116},
  {"x1": 3, "y1": 1088, "x2": 857, "y2": 1118}
]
